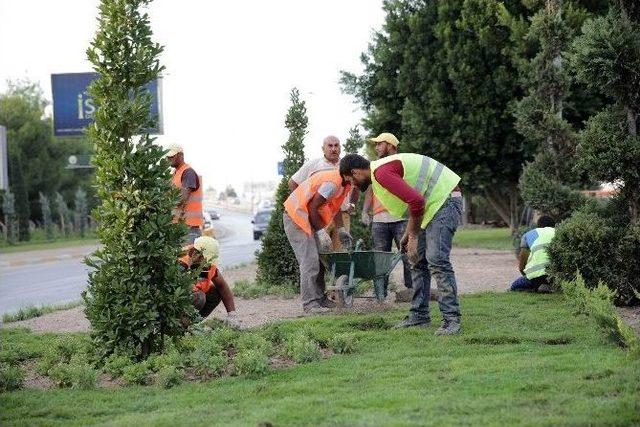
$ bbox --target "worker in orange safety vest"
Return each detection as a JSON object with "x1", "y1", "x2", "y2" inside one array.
[{"x1": 167, "y1": 143, "x2": 203, "y2": 244}]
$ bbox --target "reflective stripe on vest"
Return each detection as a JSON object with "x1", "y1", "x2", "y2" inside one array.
[
  {"x1": 523, "y1": 227, "x2": 556, "y2": 280},
  {"x1": 283, "y1": 169, "x2": 351, "y2": 235},
  {"x1": 171, "y1": 163, "x2": 204, "y2": 228},
  {"x1": 371, "y1": 153, "x2": 460, "y2": 229}
]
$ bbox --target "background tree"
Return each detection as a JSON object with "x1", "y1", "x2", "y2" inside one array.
[
  {"x1": 342, "y1": 0, "x2": 537, "y2": 231},
  {"x1": 74, "y1": 188, "x2": 88, "y2": 237},
  {"x1": 224, "y1": 186, "x2": 238, "y2": 199},
  {"x1": 256, "y1": 88, "x2": 308, "y2": 289},
  {"x1": 83, "y1": 0, "x2": 195, "y2": 360},
  {"x1": 7, "y1": 149, "x2": 30, "y2": 240},
  {"x1": 513, "y1": 0, "x2": 608, "y2": 220},
  {"x1": 54, "y1": 192, "x2": 70, "y2": 236},
  {"x1": 39, "y1": 192, "x2": 53, "y2": 240},
  {"x1": 2, "y1": 190, "x2": 17, "y2": 244},
  {"x1": 549, "y1": 0, "x2": 640, "y2": 303}
]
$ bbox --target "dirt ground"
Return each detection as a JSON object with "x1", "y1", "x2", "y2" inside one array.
[
  {"x1": 7, "y1": 247, "x2": 522, "y2": 333},
  {"x1": 7, "y1": 247, "x2": 640, "y2": 335}
]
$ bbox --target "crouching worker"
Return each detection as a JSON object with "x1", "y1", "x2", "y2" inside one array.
[
  {"x1": 179, "y1": 236, "x2": 241, "y2": 328},
  {"x1": 510, "y1": 215, "x2": 556, "y2": 293},
  {"x1": 283, "y1": 169, "x2": 353, "y2": 314}
]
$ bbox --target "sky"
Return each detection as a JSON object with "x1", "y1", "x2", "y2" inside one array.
[{"x1": 0, "y1": 0, "x2": 385, "y2": 194}]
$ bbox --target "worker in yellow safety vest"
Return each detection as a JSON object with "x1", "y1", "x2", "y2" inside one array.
[
  {"x1": 340, "y1": 146, "x2": 464, "y2": 335},
  {"x1": 283, "y1": 169, "x2": 352, "y2": 314},
  {"x1": 510, "y1": 215, "x2": 556, "y2": 293},
  {"x1": 166, "y1": 143, "x2": 204, "y2": 244}
]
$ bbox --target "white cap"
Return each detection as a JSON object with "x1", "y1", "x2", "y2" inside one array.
[
  {"x1": 193, "y1": 236, "x2": 220, "y2": 263},
  {"x1": 165, "y1": 143, "x2": 183, "y2": 157}
]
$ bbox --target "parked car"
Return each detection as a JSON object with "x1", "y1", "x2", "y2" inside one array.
[
  {"x1": 207, "y1": 209, "x2": 220, "y2": 220},
  {"x1": 252, "y1": 208, "x2": 274, "y2": 240},
  {"x1": 203, "y1": 211, "x2": 213, "y2": 229}
]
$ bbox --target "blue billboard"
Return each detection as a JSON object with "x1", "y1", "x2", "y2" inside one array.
[{"x1": 51, "y1": 72, "x2": 163, "y2": 137}]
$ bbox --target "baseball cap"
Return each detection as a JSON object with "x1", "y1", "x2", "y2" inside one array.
[
  {"x1": 165, "y1": 143, "x2": 183, "y2": 157},
  {"x1": 370, "y1": 132, "x2": 400, "y2": 147}
]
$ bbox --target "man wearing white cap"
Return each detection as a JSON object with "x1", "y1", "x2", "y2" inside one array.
[
  {"x1": 166, "y1": 143, "x2": 203, "y2": 244},
  {"x1": 179, "y1": 236, "x2": 240, "y2": 327}
]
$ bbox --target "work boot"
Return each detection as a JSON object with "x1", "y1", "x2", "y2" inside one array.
[
  {"x1": 537, "y1": 284, "x2": 553, "y2": 294},
  {"x1": 435, "y1": 320, "x2": 461, "y2": 336},
  {"x1": 319, "y1": 296, "x2": 336, "y2": 309},
  {"x1": 303, "y1": 303, "x2": 331, "y2": 315},
  {"x1": 395, "y1": 288, "x2": 413, "y2": 303},
  {"x1": 394, "y1": 315, "x2": 431, "y2": 328}
]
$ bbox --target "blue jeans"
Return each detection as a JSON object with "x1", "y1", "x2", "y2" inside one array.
[
  {"x1": 510, "y1": 275, "x2": 548, "y2": 291},
  {"x1": 410, "y1": 197, "x2": 463, "y2": 323},
  {"x1": 372, "y1": 220, "x2": 414, "y2": 293}
]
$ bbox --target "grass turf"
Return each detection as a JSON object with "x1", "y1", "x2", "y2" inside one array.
[
  {"x1": 1, "y1": 292, "x2": 639, "y2": 426},
  {"x1": 453, "y1": 227, "x2": 514, "y2": 251}
]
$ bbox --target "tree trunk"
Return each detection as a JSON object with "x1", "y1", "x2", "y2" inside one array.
[
  {"x1": 626, "y1": 107, "x2": 638, "y2": 221},
  {"x1": 484, "y1": 185, "x2": 520, "y2": 233}
]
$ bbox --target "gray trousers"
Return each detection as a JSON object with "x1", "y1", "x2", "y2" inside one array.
[{"x1": 283, "y1": 213, "x2": 326, "y2": 308}]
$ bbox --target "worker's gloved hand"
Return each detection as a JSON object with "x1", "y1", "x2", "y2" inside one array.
[
  {"x1": 315, "y1": 229, "x2": 333, "y2": 253},
  {"x1": 223, "y1": 311, "x2": 241, "y2": 329},
  {"x1": 361, "y1": 211, "x2": 371, "y2": 227},
  {"x1": 338, "y1": 227, "x2": 353, "y2": 250}
]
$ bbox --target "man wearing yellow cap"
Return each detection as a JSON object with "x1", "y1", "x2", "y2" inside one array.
[
  {"x1": 179, "y1": 236, "x2": 240, "y2": 328},
  {"x1": 361, "y1": 133, "x2": 423, "y2": 302},
  {"x1": 166, "y1": 143, "x2": 203, "y2": 244}
]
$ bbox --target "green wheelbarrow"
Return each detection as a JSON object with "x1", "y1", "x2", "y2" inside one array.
[{"x1": 320, "y1": 240, "x2": 403, "y2": 307}]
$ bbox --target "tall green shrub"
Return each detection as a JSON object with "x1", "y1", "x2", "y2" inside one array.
[
  {"x1": 83, "y1": 0, "x2": 195, "y2": 360},
  {"x1": 255, "y1": 88, "x2": 308, "y2": 289},
  {"x1": 39, "y1": 192, "x2": 53, "y2": 240},
  {"x1": 550, "y1": 1, "x2": 640, "y2": 303},
  {"x1": 343, "y1": 125, "x2": 371, "y2": 249}
]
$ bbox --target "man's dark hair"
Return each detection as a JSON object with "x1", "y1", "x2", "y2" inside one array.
[
  {"x1": 537, "y1": 215, "x2": 555, "y2": 228},
  {"x1": 339, "y1": 153, "x2": 370, "y2": 177}
]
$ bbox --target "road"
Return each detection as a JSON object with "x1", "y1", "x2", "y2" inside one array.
[{"x1": 0, "y1": 210, "x2": 260, "y2": 315}]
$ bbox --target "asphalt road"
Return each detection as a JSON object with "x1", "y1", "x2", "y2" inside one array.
[{"x1": 0, "y1": 210, "x2": 260, "y2": 315}]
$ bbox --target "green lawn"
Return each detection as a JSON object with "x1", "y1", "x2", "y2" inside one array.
[
  {"x1": 1, "y1": 293, "x2": 639, "y2": 426},
  {"x1": 453, "y1": 227, "x2": 515, "y2": 251}
]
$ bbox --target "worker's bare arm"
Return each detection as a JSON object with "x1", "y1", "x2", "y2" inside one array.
[
  {"x1": 213, "y1": 274, "x2": 236, "y2": 313},
  {"x1": 288, "y1": 179, "x2": 299, "y2": 192},
  {"x1": 308, "y1": 193, "x2": 328, "y2": 232},
  {"x1": 518, "y1": 249, "x2": 529, "y2": 275}
]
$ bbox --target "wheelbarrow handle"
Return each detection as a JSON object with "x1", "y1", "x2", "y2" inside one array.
[{"x1": 354, "y1": 239, "x2": 364, "y2": 252}]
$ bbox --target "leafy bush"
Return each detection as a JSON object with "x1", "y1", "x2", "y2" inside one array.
[
  {"x1": 285, "y1": 333, "x2": 321, "y2": 363},
  {"x1": 49, "y1": 363, "x2": 97, "y2": 389},
  {"x1": 329, "y1": 333, "x2": 358, "y2": 354},
  {"x1": 103, "y1": 354, "x2": 133, "y2": 378},
  {"x1": 156, "y1": 366, "x2": 183, "y2": 389},
  {"x1": 211, "y1": 326, "x2": 239, "y2": 349},
  {"x1": 548, "y1": 208, "x2": 640, "y2": 303},
  {"x1": 191, "y1": 353, "x2": 227, "y2": 378},
  {"x1": 561, "y1": 274, "x2": 639, "y2": 352},
  {"x1": 148, "y1": 351, "x2": 185, "y2": 372},
  {"x1": 0, "y1": 364, "x2": 24, "y2": 393},
  {"x1": 233, "y1": 349, "x2": 269, "y2": 377},
  {"x1": 36, "y1": 335, "x2": 92, "y2": 375},
  {"x1": 236, "y1": 333, "x2": 274, "y2": 356},
  {"x1": 121, "y1": 361, "x2": 151, "y2": 386},
  {"x1": 260, "y1": 323, "x2": 288, "y2": 345}
]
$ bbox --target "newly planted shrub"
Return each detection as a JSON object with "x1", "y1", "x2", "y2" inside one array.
[
  {"x1": 103, "y1": 354, "x2": 134, "y2": 378},
  {"x1": 49, "y1": 363, "x2": 97, "y2": 389},
  {"x1": 329, "y1": 333, "x2": 358, "y2": 354},
  {"x1": 0, "y1": 364, "x2": 24, "y2": 393},
  {"x1": 148, "y1": 351, "x2": 185, "y2": 372},
  {"x1": 156, "y1": 366, "x2": 183, "y2": 389},
  {"x1": 191, "y1": 353, "x2": 227, "y2": 378},
  {"x1": 233, "y1": 349, "x2": 269, "y2": 377},
  {"x1": 285, "y1": 333, "x2": 321, "y2": 363},
  {"x1": 121, "y1": 361, "x2": 151, "y2": 386},
  {"x1": 236, "y1": 333, "x2": 274, "y2": 356}
]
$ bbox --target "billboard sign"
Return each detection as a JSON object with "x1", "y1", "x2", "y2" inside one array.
[{"x1": 51, "y1": 72, "x2": 163, "y2": 136}]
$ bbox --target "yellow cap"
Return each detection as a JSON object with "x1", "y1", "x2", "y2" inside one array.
[
  {"x1": 193, "y1": 236, "x2": 220, "y2": 263},
  {"x1": 370, "y1": 132, "x2": 399, "y2": 147},
  {"x1": 165, "y1": 143, "x2": 183, "y2": 157}
]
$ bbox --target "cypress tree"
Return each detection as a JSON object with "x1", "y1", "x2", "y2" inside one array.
[
  {"x1": 256, "y1": 88, "x2": 308, "y2": 289},
  {"x1": 7, "y1": 150, "x2": 30, "y2": 241}
]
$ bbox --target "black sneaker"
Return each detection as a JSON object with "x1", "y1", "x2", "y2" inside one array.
[
  {"x1": 435, "y1": 321, "x2": 461, "y2": 335},
  {"x1": 394, "y1": 316, "x2": 431, "y2": 328}
]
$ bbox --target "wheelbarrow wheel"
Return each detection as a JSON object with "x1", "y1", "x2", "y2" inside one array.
[{"x1": 334, "y1": 275, "x2": 354, "y2": 308}]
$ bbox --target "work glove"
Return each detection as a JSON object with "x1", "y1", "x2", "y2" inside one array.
[
  {"x1": 338, "y1": 227, "x2": 353, "y2": 251},
  {"x1": 223, "y1": 311, "x2": 242, "y2": 329},
  {"x1": 315, "y1": 229, "x2": 333, "y2": 253},
  {"x1": 361, "y1": 211, "x2": 371, "y2": 227}
]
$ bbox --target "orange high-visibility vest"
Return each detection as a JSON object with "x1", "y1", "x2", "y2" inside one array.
[
  {"x1": 172, "y1": 163, "x2": 204, "y2": 228},
  {"x1": 193, "y1": 265, "x2": 218, "y2": 294},
  {"x1": 372, "y1": 194, "x2": 387, "y2": 215},
  {"x1": 284, "y1": 170, "x2": 351, "y2": 235}
]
